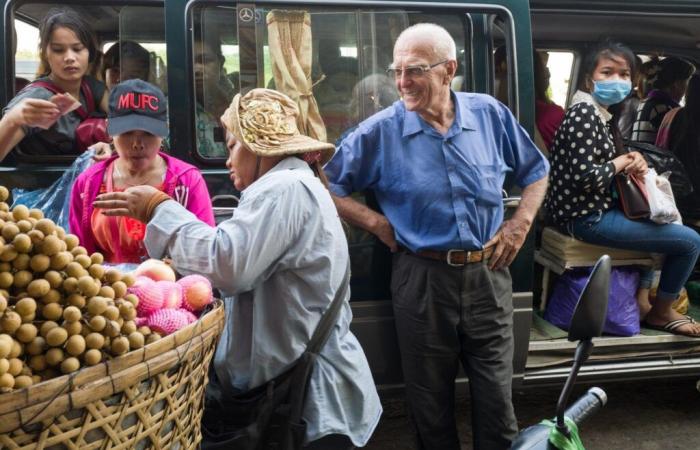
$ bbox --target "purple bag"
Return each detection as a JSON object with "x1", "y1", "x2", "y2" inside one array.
[{"x1": 545, "y1": 267, "x2": 640, "y2": 336}]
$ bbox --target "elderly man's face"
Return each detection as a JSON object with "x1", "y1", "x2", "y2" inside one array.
[
  {"x1": 391, "y1": 39, "x2": 451, "y2": 113},
  {"x1": 225, "y1": 130, "x2": 258, "y2": 191}
]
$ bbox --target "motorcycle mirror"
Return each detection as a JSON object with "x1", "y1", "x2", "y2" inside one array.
[{"x1": 567, "y1": 254, "x2": 611, "y2": 342}]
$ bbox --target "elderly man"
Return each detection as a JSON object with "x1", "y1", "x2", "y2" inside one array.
[{"x1": 325, "y1": 24, "x2": 549, "y2": 450}]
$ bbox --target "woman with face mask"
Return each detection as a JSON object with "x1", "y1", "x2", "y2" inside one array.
[
  {"x1": 544, "y1": 40, "x2": 700, "y2": 338},
  {"x1": 631, "y1": 56, "x2": 695, "y2": 144}
]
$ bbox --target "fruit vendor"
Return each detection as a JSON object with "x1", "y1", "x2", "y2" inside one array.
[{"x1": 93, "y1": 88, "x2": 382, "y2": 449}]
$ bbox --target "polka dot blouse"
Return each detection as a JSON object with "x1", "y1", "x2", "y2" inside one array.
[{"x1": 544, "y1": 98, "x2": 617, "y2": 226}]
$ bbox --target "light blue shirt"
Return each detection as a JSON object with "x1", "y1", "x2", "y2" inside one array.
[
  {"x1": 144, "y1": 158, "x2": 381, "y2": 446},
  {"x1": 325, "y1": 92, "x2": 549, "y2": 252}
]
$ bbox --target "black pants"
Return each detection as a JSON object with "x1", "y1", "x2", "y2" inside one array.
[
  {"x1": 304, "y1": 434, "x2": 354, "y2": 449},
  {"x1": 391, "y1": 252, "x2": 518, "y2": 450}
]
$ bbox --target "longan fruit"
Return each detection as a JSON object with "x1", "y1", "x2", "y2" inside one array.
[
  {"x1": 29, "y1": 254, "x2": 50, "y2": 273},
  {"x1": 111, "y1": 336, "x2": 129, "y2": 356},
  {"x1": 31, "y1": 374, "x2": 42, "y2": 384},
  {"x1": 89, "y1": 315, "x2": 106, "y2": 332},
  {"x1": 78, "y1": 276, "x2": 99, "y2": 297},
  {"x1": 11, "y1": 253, "x2": 30, "y2": 270},
  {"x1": 60, "y1": 357, "x2": 80, "y2": 374},
  {"x1": 104, "y1": 321, "x2": 121, "y2": 338},
  {"x1": 45, "y1": 348, "x2": 64, "y2": 366},
  {"x1": 88, "y1": 264, "x2": 105, "y2": 280},
  {"x1": 0, "y1": 289, "x2": 9, "y2": 300},
  {"x1": 27, "y1": 279, "x2": 51, "y2": 298},
  {"x1": 27, "y1": 229, "x2": 44, "y2": 244},
  {"x1": 26, "y1": 336, "x2": 46, "y2": 356},
  {"x1": 16, "y1": 220, "x2": 32, "y2": 234},
  {"x1": 13, "y1": 374, "x2": 33, "y2": 389},
  {"x1": 104, "y1": 268, "x2": 121, "y2": 284},
  {"x1": 0, "y1": 372, "x2": 14, "y2": 390},
  {"x1": 55, "y1": 226, "x2": 66, "y2": 240},
  {"x1": 0, "y1": 186, "x2": 9, "y2": 202},
  {"x1": 63, "y1": 306, "x2": 81, "y2": 322},
  {"x1": 1, "y1": 224, "x2": 20, "y2": 242},
  {"x1": 12, "y1": 234, "x2": 31, "y2": 253},
  {"x1": 74, "y1": 254, "x2": 91, "y2": 269},
  {"x1": 1, "y1": 311, "x2": 21, "y2": 334},
  {"x1": 137, "y1": 326, "x2": 151, "y2": 336},
  {"x1": 28, "y1": 208, "x2": 43, "y2": 220},
  {"x1": 0, "y1": 262, "x2": 9, "y2": 272},
  {"x1": 63, "y1": 234, "x2": 79, "y2": 251},
  {"x1": 0, "y1": 272, "x2": 13, "y2": 289},
  {"x1": 84, "y1": 349, "x2": 102, "y2": 366},
  {"x1": 0, "y1": 295, "x2": 6, "y2": 312},
  {"x1": 127, "y1": 332, "x2": 144, "y2": 349},
  {"x1": 15, "y1": 297, "x2": 37, "y2": 316},
  {"x1": 50, "y1": 252, "x2": 72, "y2": 271},
  {"x1": 46, "y1": 327, "x2": 68, "y2": 347},
  {"x1": 8, "y1": 339, "x2": 22, "y2": 358},
  {"x1": 122, "y1": 273, "x2": 136, "y2": 287},
  {"x1": 112, "y1": 281, "x2": 127, "y2": 299},
  {"x1": 125, "y1": 293, "x2": 139, "y2": 308},
  {"x1": 87, "y1": 296, "x2": 108, "y2": 316},
  {"x1": 0, "y1": 204, "x2": 8, "y2": 213},
  {"x1": 65, "y1": 334, "x2": 86, "y2": 356},
  {"x1": 0, "y1": 334, "x2": 12, "y2": 358},
  {"x1": 0, "y1": 244, "x2": 18, "y2": 262},
  {"x1": 66, "y1": 293, "x2": 86, "y2": 309},
  {"x1": 16, "y1": 323, "x2": 37, "y2": 343},
  {"x1": 28, "y1": 355, "x2": 47, "y2": 372},
  {"x1": 103, "y1": 305, "x2": 120, "y2": 321},
  {"x1": 7, "y1": 358, "x2": 22, "y2": 376},
  {"x1": 146, "y1": 333, "x2": 161, "y2": 344},
  {"x1": 63, "y1": 320, "x2": 82, "y2": 337},
  {"x1": 63, "y1": 277, "x2": 79, "y2": 294},
  {"x1": 34, "y1": 218, "x2": 55, "y2": 237},
  {"x1": 121, "y1": 320, "x2": 137, "y2": 335},
  {"x1": 20, "y1": 313, "x2": 35, "y2": 323},
  {"x1": 40, "y1": 289, "x2": 62, "y2": 305},
  {"x1": 70, "y1": 245, "x2": 88, "y2": 257},
  {"x1": 41, "y1": 302, "x2": 63, "y2": 321},
  {"x1": 0, "y1": 358, "x2": 8, "y2": 375},
  {"x1": 98, "y1": 286, "x2": 115, "y2": 299},
  {"x1": 41, "y1": 235, "x2": 62, "y2": 257},
  {"x1": 85, "y1": 332, "x2": 105, "y2": 350},
  {"x1": 12, "y1": 270, "x2": 32, "y2": 288},
  {"x1": 39, "y1": 321, "x2": 58, "y2": 338},
  {"x1": 65, "y1": 262, "x2": 86, "y2": 279},
  {"x1": 90, "y1": 253, "x2": 104, "y2": 265},
  {"x1": 11, "y1": 205, "x2": 29, "y2": 222},
  {"x1": 44, "y1": 270, "x2": 63, "y2": 289}
]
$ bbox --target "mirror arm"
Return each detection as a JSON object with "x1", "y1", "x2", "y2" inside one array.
[{"x1": 555, "y1": 338, "x2": 594, "y2": 437}]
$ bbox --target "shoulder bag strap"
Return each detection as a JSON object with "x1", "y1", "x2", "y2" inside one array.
[
  {"x1": 306, "y1": 261, "x2": 351, "y2": 354},
  {"x1": 30, "y1": 79, "x2": 90, "y2": 120}
]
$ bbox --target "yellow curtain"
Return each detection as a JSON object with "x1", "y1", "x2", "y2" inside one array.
[{"x1": 266, "y1": 10, "x2": 327, "y2": 142}]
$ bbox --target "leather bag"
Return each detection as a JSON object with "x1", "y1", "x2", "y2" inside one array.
[
  {"x1": 614, "y1": 171, "x2": 650, "y2": 219},
  {"x1": 201, "y1": 263, "x2": 351, "y2": 450}
]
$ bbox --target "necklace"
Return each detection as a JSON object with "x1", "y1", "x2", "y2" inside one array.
[{"x1": 113, "y1": 156, "x2": 165, "y2": 188}]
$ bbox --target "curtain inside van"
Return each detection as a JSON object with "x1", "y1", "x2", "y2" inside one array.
[{"x1": 266, "y1": 10, "x2": 327, "y2": 142}]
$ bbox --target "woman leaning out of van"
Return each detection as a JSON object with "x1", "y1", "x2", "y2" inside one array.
[
  {"x1": 544, "y1": 40, "x2": 700, "y2": 337},
  {"x1": 69, "y1": 79, "x2": 215, "y2": 264},
  {"x1": 0, "y1": 8, "x2": 108, "y2": 160}
]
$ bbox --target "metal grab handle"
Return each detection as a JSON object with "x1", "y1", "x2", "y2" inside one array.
[{"x1": 211, "y1": 194, "x2": 240, "y2": 207}]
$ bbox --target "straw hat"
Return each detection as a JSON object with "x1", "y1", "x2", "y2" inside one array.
[{"x1": 221, "y1": 88, "x2": 335, "y2": 165}]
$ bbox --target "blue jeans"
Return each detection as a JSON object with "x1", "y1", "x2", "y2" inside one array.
[{"x1": 570, "y1": 209, "x2": 700, "y2": 301}]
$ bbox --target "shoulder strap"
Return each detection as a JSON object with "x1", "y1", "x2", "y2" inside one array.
[
  {"x1": 28, "y1": 79, "x2": 62, "y2": 96},
  {"x1": 306, "y1": 262, "x2": 351, "y2": 354},
  {"x1": 29, "y1": 79, "x2": 90, "y2": 120},
  {"x1": 80, "y1": 79, "x2": 95, "y2": 115}
]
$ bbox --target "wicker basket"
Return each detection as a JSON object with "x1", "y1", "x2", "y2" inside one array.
[{"x1": 0, "y1": 302, "x2": 225, "y2": 450}]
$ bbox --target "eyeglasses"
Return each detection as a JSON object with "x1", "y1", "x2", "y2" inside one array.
[{"x1": 386, "y1": 60, "x2": 449, "y2": 79}]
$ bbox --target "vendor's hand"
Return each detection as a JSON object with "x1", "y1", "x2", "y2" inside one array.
[
  {"x1": 8, "y1": 98, "x2": 60, "y2": 129},
  {"x1": 485, "y1": 218, "x2": 529, "y2": 271},
  {"x1": 373, "y1": 214, "x2": 398, "y2": 252},
  {"x1": 90, "y1": 142, "x2": 113, "y2": 162},
  {"x1": 624, "y1": 151, "x2": 648, "y2": 176},
  {"x1": 94, "y1": 185, "x2": 162, "y2": 223}
]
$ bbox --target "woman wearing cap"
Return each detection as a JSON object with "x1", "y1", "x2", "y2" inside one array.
[
  {"x1": 69, "y1": 79, "x2": 215, "y2": 264},
  {"x1": 94, "y1": 88, "x2": 381, "y2": 448}
]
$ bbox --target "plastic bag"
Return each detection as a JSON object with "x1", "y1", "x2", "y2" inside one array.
[
  {"x1": 644, "y1": 168, "x2": 682, "y2": 225},
  {"x1": 11, "y1": 150, "x2": 94, "y2": 231},
  {"x1": 545, "y1": 267, "x2": 641, "y2": 336}
]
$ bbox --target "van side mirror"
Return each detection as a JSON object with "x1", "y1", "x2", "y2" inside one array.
[{"x1": 568, "y1": 255, "x2": 611, "y2": 342}]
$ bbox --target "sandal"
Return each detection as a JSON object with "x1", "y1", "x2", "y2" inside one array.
[{"x1": 642, "y1": 317, "x2": 700, "y2": 337}]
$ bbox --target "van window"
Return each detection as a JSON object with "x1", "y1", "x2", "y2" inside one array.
[
  {"x1": 14, "y1": 20, "x2": 39, "y2": 87},
  {"x1": 544, "y1": 50, "x2": 574, "y2": 107}
]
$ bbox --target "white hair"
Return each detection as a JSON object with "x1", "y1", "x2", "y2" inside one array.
[{"x1": 394, "y1": 23, "x2": 457, "y2": 60}]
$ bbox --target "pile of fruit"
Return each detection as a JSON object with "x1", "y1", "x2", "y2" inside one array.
[{"x1": 0, "y1": 187, "x2": 160, "y2": 392}]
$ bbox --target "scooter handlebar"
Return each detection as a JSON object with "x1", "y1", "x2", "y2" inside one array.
[{"x1": 564, "y1": 387, "x2": 607, "y2": 427}]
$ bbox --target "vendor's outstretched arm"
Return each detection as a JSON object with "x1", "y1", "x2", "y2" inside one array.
[{"x1": 332, "y1": 194, "x2": 397, "y2": 252}]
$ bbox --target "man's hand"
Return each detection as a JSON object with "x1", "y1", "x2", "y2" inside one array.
[
  {"x1": 373, "y1": 214, "x2": 398, "y2": 252},
  {"x1": 93, "y1": 185, "x2": 163, "y2": 223},
  {"x1": 485, "y1": 218, "x2": 529, "y2": 270}
]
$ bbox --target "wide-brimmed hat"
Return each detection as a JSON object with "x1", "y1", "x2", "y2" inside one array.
[
  {"x1": 107, "y1": 79, "x2": 168, "y2": 138},
  {"x1": 221, "y1": 88, "x2": 334, "y2": 165}
]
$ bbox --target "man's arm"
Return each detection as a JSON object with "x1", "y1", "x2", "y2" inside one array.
[
  {"x1": 486, "y1": 175, "x2": 547, "y2": 270},
  {"x1": 332, "y1": 194, "x2": 398, "y2": 252}
]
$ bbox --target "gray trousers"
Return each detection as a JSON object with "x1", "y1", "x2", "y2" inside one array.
[{"x1": 391, "y1": 252, "x2": 518, "y2": 450}]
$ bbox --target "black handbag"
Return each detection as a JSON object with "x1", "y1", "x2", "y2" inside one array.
[
  {"x1": 614, "y1": 171, "x2": 650, "y2": 219},
  {"x1": 624, "y1": 140, "x2": 694, "y2": 198},
  {"x1": 201, "y1": 263, "x2": 351, "y2": 450}
]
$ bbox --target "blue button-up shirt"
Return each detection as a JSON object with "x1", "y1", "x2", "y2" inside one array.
[{"x1": 325, "y1": 92, "x2": 549, "y2": 252}]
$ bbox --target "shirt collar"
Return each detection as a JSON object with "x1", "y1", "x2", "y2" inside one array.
[
  {"x1": 401, "y1": 91, "x2": 476, "y2": 137},
  {"x1": 571, "y1": 90, "x2": 613, "y2": 122}
]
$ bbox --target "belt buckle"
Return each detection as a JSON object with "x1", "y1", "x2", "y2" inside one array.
[{"x1": 446, "y1": 249, "x2": 467, "y2": 267}]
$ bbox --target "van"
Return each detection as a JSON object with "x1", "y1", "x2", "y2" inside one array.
[{"x1": 0, "y1": 0, "x2": 698, "y2": 393}]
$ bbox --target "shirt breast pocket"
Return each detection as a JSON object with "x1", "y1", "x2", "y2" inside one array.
[{"x1": 472, "y1": 164, "x2": 504, "y2": 207}]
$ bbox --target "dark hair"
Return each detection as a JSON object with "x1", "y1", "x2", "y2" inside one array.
[
  {"x1": 37, "y1": 8, "x2": 98, "y2": 76},
  {"x1": 581, "y1": 40, "x2": 637, "y2": 92},
  {"x1": 648, "y1": 56, "x2": 695, "y2": 90},
  {"x1": 102, "y1": 41, "x2": 151, "y2": 81},
  {"x1": 669, "y1": 74, "x2": 700, "y2": 173}
]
